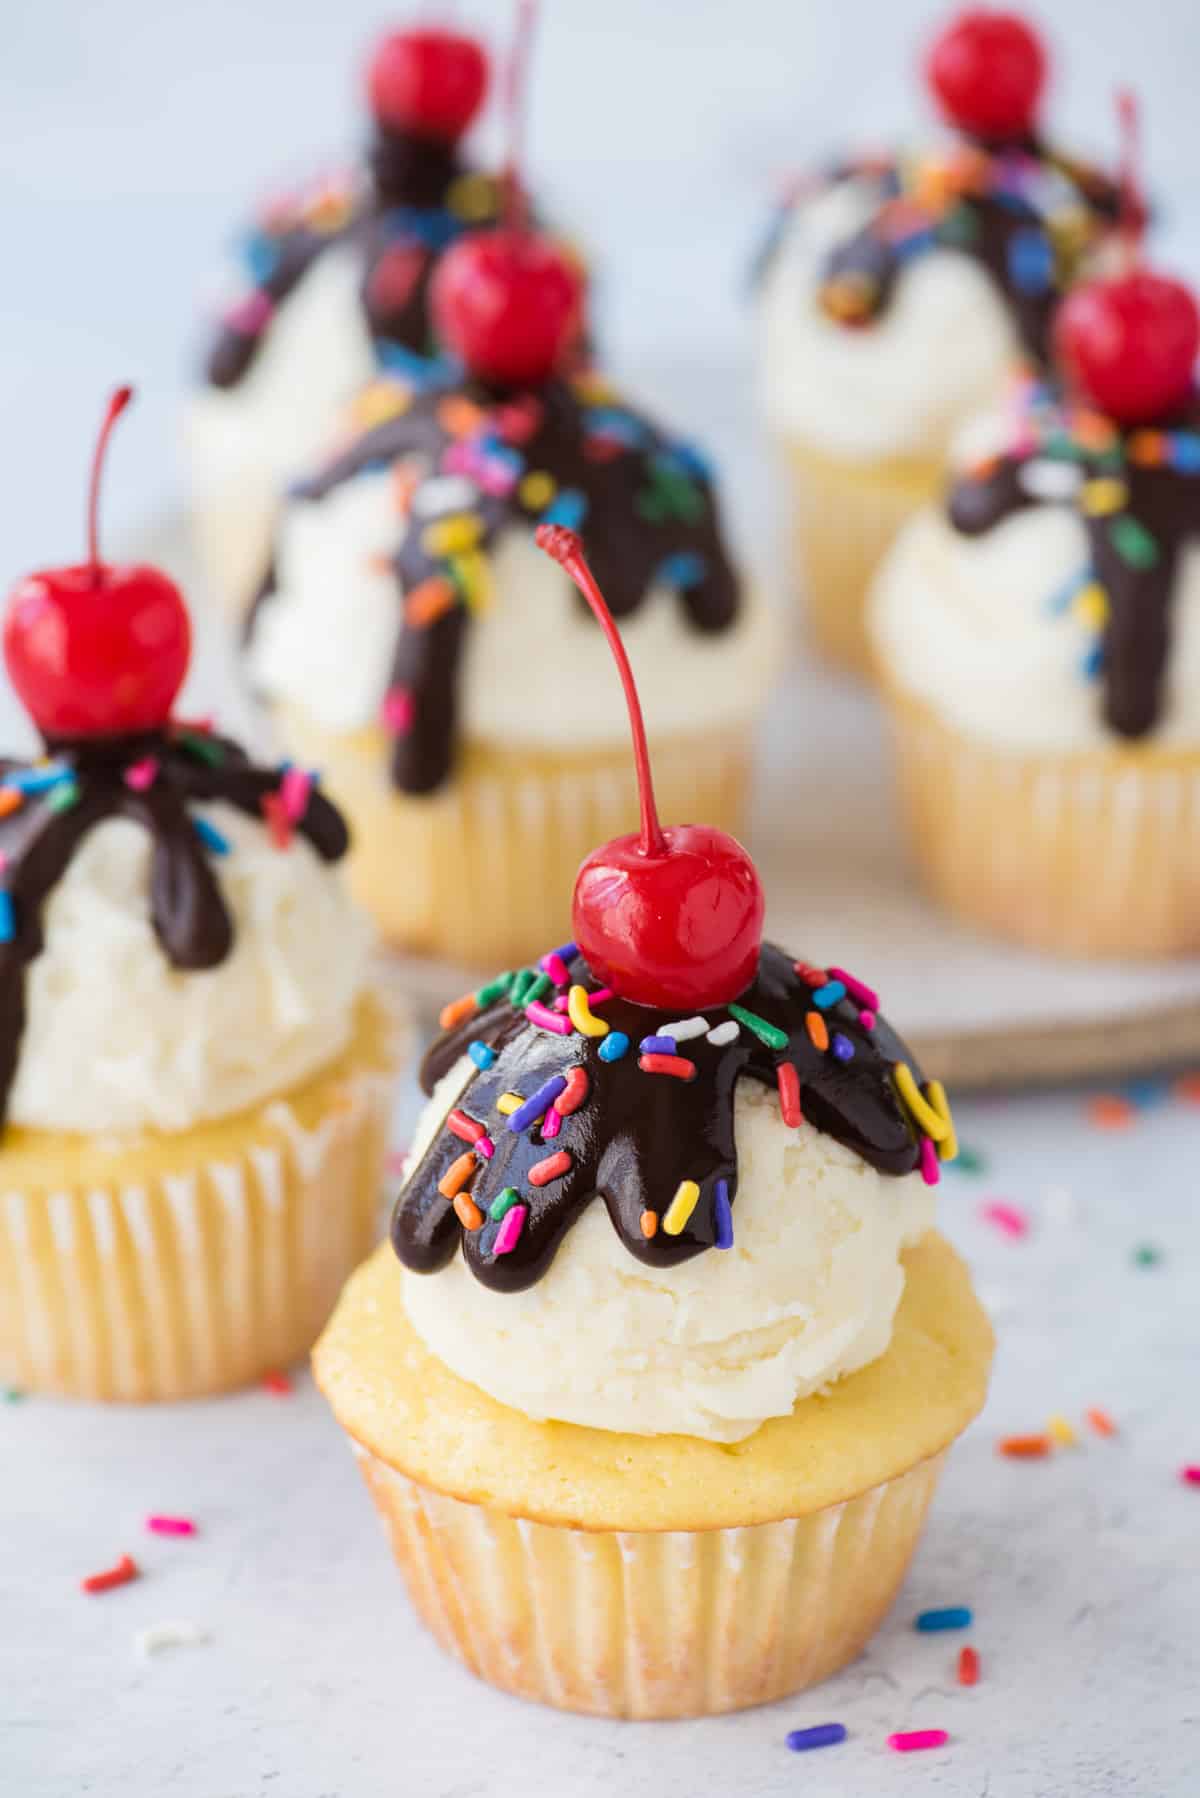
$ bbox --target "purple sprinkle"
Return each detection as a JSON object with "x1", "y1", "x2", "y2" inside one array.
[
  {"x1": 714, "y1": 1178, "x2": 734, "y2": 1250},
  {"x1": 831, "y1": 1033, "x2": 855, "y2": 1062},
  {"x1": 639, "y1": 1035, "x2": 677, "y2": 1055},
  {"x1": 549, "y1": 940, "x2": 577, "y2": 964},
  {"x1": 786, "y1": 1723, "x2": 846, "y2": 1753},
  {"x1": 508, "y1": 1076, "x2": 567, "y2": 1134}
]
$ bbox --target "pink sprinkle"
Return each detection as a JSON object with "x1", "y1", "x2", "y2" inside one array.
[
  {"x1": 526, "y1": 1001, "x2": 572, "y2": 1035},
  {"x1": 541, "y1": 1106, "x2": 562, "y2": 1140},
  {"x1": 1181, "y1": 1465, "x2": 1200, "y2": 1486},
  {"x1": 381, "y1": 687, "x2": 414, "y2": 734},
  {"x1": 828, "y1": 966, "x2": 880, "y2": 1012},
  {"x1": 858, "y1": 1009, "x2": 876, "y2": 1031},
  {"x1": 587, "y1": 987, "x2": 614, "y2": 1008},
  {"x1": 981, "y1": 1200, "x2": 1029, "y2": 1239},
  {"x1": 888, "y1": 1730, "x2": 948, "y2": 1754},
  {"x1": 541, "y1": 952, "x2": 570, "y2": 986},
  {"x1": 493, "y1": 1203, "x2": 527, "y2": 1256},
  {"x1": 919, "y1": 1137, "x2": 940, "y2": 1186},
  {"x1": 280, "y1": 766, "x2": 312, "y2": 823},
  {"x1": 145, "y1": 1516, "x2": 196, "y2": 1537},
  {"x1": 552, "y1": 994, "x2": 570, "y2": 1012},
  {"x1": 223, "y1": 290, "x2": 275, "y2": 335},
  {"x1": 474, "y1": 1135, "x2": 495, "y2": 1160},
  {"x1": 124, "y1": 757, "x2": 160, "y2": 792}
]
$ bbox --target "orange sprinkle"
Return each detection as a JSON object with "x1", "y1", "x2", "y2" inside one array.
[
  {"x1": 438, "y1": 1152, "x2": 477, "y2": 1199},
  {"x1": 437, "y1": 395, "x2": 486, "y2": 438},
  {"x1": 0, "y1": 787, "x2": 22, "y2": 818},
  {"x1": 640, "y1": 1209, "x2": 658, "y2": 1239},
  {"x1": 405, "y1": 576, "x2": 457, "y2": 629},
  {"x1": 438, "y1": 992, "x2": 478, "y2": 1032},
  {"x1": 1087, "y1": 1094, "x2": 1134, "y2": 1131},
  {"x1": 1172, "y1": 1072, "x2": 1200, "y2": 1105},
  {"x1": 453, "y1": 1192, "x2": 484, "y2": 1231},
  {"x1": 262, "y1": 1369, "x2": 293, "y2": 1395},
  {"x1": 1086, "y1": 1407, "x2": 1118, "y2": 1438},
  {"x1": 805, "y1": 1011, "x2": 829, "y2": 1051},
  {"x1": 391, "y1": 460, "x2": 421, "y2": 515},
  {"x1": 998, "y1": 1433, "x2": 1052, "y2": 1459},
  {"x1": 1128, "y1": 428, "x2": 1168, "y2": 466},
  {"x1": 81, "y1": 1553, "x2": 139, "y2": 1596},
  {"x1": 957, "y1": 1645, "x2": 980, "y2": 1686}
]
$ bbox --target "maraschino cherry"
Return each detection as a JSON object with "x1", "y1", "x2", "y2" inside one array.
[
  {"x1": 537, "y1": 526, "x2": 764, "y2": 1011},
  {"x1": 924, "y1": 8, "x2": 1047, "y2": 140},
  {"x1": 3, "y1": 388, "x2": 191, "y2": 740},
  {"x1": 1054, "y1": 93, "x2": 1199, "y2": 425},
  {"x1": 430, "y1": 1, "x2": 584, "y2": 386},
  {"x1": 366, "y1": 25, "x2": 489, "y2": 144}
]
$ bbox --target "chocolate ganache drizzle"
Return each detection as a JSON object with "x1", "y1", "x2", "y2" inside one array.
[
  {"x1": 251, "y1": 368, "x2": 739, "y2": 795},
  {"x1": 0, "y1": 726, "x2": 347, "y2": 1127},
  {"x1": 204, "y1": 129, "x2": 502, "y2": 392},
  {"x1": 392, "y1": 943, "x2": 952, "y2": 1295},
  {"x1": 759, "y1": 141, "x2": 1120, "y2": 367},
  {"x1": 948, "y1": 378, "x2": 1200, "y2": 737}
]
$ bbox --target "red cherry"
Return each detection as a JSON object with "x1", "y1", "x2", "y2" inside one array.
[
  {"x1": 925, "y1": 9, "x2": 1047, "y2": 139},
  {"x1": 537, "y1": 526, "x2": 764, "y2": 1010},
  {"x1": 3, "y1": 388, "x2": 191, "y2": 740},
  {"x1": 1055, "y1": 270, "x2": 1199, "y2": 424},
  {"x1": 431, "y1": 228, "x2": 584, "y2": 386},
  {"x1": 366, "y1": 27, "x2": 489, "y2": 143}
]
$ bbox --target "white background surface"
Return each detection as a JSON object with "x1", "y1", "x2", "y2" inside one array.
[{"x1": 1, "y1": 4, "x2": 1199, "y2": 1794}]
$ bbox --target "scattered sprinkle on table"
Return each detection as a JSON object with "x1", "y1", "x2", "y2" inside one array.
[
  {"x1": 1047, "y1": 1413, "x2": 1078, "y2": 1447},
  {"x1": 888, "y1": 1729, "x2": 948, "y2": 1753},
  {"x1": 1179, "y1": 1465, "x2": 1200, "y2": 1486},
  {"x1": 999, "y1": 1432, "x2": 1052, "y2": 1459},
  {"x1": 262, "y1": 1370, "x2": 293, "y2": 1396},
  {"x1": 949, "y1": 1144, "x2": 987, "y2": 1174},
  {"x1": 145, "y1": 1516, "x2": 197, "y2": 1537},
  {"x1": 915, "y1": 1606, "x2": 972, "y2": 1633},
  {"x1": 1087, "y1": 1094, "x2": 1134, "y2": 1131},
  {"x1": 957, "y1": 1645, "x2": 981, "y2": 1686},
  {"x1": 1086, "y1": 1407, "x2": 1117, "y2": 1437},
  {"x1": 785, "y1": 1723, "x2": 846, "y2": 1753},
  {"x1": 81, "y1": 1553, "x2": 139, "y2": 1595},
  {"x1": 1132, "y1": 1243, "x2": 1162, "y2": 1267},
  {"x1": 1172, "y1": 1072, "x2": 1200, "y2": 1105},
  {"x1": 134, "y1": 1620, "x2": 208, "y2": 1660},
  {"x1": 980, "y1": 1199, "x2": 1029, "y2": 1238}
]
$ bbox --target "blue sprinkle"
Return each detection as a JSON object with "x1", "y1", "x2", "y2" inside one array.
[
  {"x1": 831, "y1": 1033, "x2": 855, "y2": 1062},
  {"x1": 1007, "y1": 228, "x2": 1055, "y2": 295},
  {"x1": 1169, "y1": 432, "x2": 1200, "y2": 474},
  {"x1": 192, "y1": 816, "x2": 231, "y2": 857},
  {"x1": 915, "y1": 1606, "x2": 973, "y2": 1633},
  {"x1": 666, "y1": 440, "x2": 712, "y2": 481},
  {"x1": 540, "y1": 488, "x2": 588, "y2": 529},
  {"x1": 468, "y1": 1041, "x2": 495, "y2": 1071},
  {"x1": 1046, "y1": 566, "x2": 1093, "y2": 616},
  {"x1": 713, "y1": 1178, "x2": 734, "y2": 1250},
  {"x1": 812, "y1": 980, "x2": 847, "y2": 1011},
  {"x1": 508, "y1": 1076, "x2": 567, "y2": 1134},
  {"x1": 376, "y1": 341, "x2": 459, "y2": 387},
  {"x1": 786, "y1": 1723, "x2": 846, "y2": 1753},
  {"x1": 0, "y1": 891, "x2": 14, "y2": 944},
  {"x1": 382, "y1": 204, "x2": 459, "y2": 251},
  {"x1": 598, "y1": 1032, "x2": 630, "y2": 1063},
  {"x1": 894, "y1": 227, "x2": 936, "y2": 261},
  {"x1": 241, "y1": 231, "x2": 279, "y2": 284},
  {"x1": 1081, "y1": 641, "x2": 1106, "y2": 681},
  {"x1": 584, "y1": 408, "x2": 647, "y2": 447},
  {"x1": 639, "y1": 1035, "x2": 677, "y2": 1055},
  {"x1": 656, "y1": 550, "x2": 708, "y2": 590},
  {"x1": 1123, "y1": 1076, "x2": 1170, "y2": 1110},
  {"x1": 5, "y1": 764, "x2": 70, "y2": 795}
]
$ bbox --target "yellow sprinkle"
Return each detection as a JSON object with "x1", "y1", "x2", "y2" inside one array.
[
  {"x1": 1080, "y1": 477, "x2": 1129, "y2": 517},
  {"x1": 893, "y1": 1063, "x2": 950, "y2": 1142},
  {"x1": 445, "y1": 170, "x2": 498, "y2": 222},
  {"x1": 519, "y1": 470, "x2": 557, "y2": 511},
  {"x1": 571, "y1": 370, "x2": 618, "y2": 405},
  {"x1": 1072, "y1": 582, "x2": 1110, "y2": 632},
  {"x1": 662, "y1": 1180, "x2": 700, "y2": 1236},
  {"x1": 1048, "y1": 1413, "x2": 1078, "y2": 1447},
  {"x1": 496, "y1": 1093, "x2": 524, "y2": 1116},
  {"x1": 567, "y1": 985, "x2": 609, "y2": 1039},
  {"x1": 450, "y1": 549, "x2": 492, "y2": 614},
  {"x1": 421, "y1": 514, "x2": 483, "y2": 559},
  {"x1": 924, "y1": 1079, "x2": 958, "y2": 1163},
  {"x1": 353, "y1": 379, "x2": 411, "y2": 429}
]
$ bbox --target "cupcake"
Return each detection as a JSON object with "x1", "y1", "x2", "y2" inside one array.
[
  {"x1": 0, "y1": 392, "x2": 396, "y2": 1401},
  {"x1": 186, "y1": 20, "x2": 501, "y2": 607},
  {"x1": 756, "y1": 6, "x2": 1122, "y2": 672},
  {"x1": 315, "y1": 527, "x2": 993, "y2": 1719},
  {"x1": 247, "y1": 214, "x2": 773, "y2": 970},
  {"x1": 870, "y1": 232, "x2": 1200, "y2": 957}
]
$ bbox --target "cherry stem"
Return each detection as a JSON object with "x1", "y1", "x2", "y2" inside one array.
[
  {"x1": 87, "y1": 385, "x2": 134, "y2": 584},
  {"x1": 501, "y1": 0, "x2": 537, "y2": 234},
  {"x1": 536, "y1": 525, "x2": 666, "y2": 858},
  {"x1": 1116, "y1": 87, "x2": 1144, "y2": 264}
]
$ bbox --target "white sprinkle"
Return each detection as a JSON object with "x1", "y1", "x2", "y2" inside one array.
[
  {"x1": 411, "y1": 476, "x2": 479, "y2": 518},
  {"x1": 1018, "y1": 459, "x2": 1083, "y2": 502},
  {"x1": 706, "y1": 1021, "x2": 739, "y2": 1046},
  {"x1": 663, "y1": 1016, "x2": 708, "y2": 1042},
  {"x1": 134, "y1": 1621, "x2": 209, "y2": 1661}
]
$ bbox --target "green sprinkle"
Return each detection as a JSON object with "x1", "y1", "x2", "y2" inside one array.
[
  {"x1": 46, "y1": 780, "x2": 80, "y2": 814},
  {"x1": 938, "y1": 203, "x2": 980, "y2": 245},
  {"x1": 510, "y1": 968, "x2": 538, "y2": 1007},
  {"x1": 1110, "y1": 515, "x2": 1161, "y2": 569},
  {"x1": 727, "y1": 1002, "x2": 788, "y2": 1052},
  {"x1": 4, "y1": 1387, "x2": 25, "y2": 1403},
  {"x1": 476, "y1": 972, "x2": 515, "y2": 1008},
  {"x1": 179, "y1": 731, "x2": 225, "y2": 766},
  {"x1": 489, "y1": 1187, "x2": 521, "y2": 1222},
  {"x1": 521, "y1": 972, "x2": 552, "y2": 1008},
  {"x1": 1133, "y1": 1242, "x2": 1162, "y2": 1268},
  {"x1": 949, "y1": 1145, "x2": 987, "y2": 1175}
]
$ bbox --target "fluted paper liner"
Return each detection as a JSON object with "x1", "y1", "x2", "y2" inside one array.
[
  {"x1": 274, "y1": 704, "x2": 752, "y2": 969},
  {"x1": 880, "y1": 680, "x2": 1200, "y2": 957},
  {"x1": 0, "y1": 996, "x2": 395, "y2": 1400},
  {"x1": 786, "y1": 441, "x2": 944, "y2": 675}
]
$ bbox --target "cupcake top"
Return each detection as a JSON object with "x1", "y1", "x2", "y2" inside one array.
[
  {"x1": 202, "y1": 25, "x2": 498, "y2": 396},
  {"x1": 872, "y1": 252, "x2": 1200, "y2": 752},
  {"x1": 0, "y1": 390, "x2": 368, "y2": 1136},
  {"x1": 388, "y1": 527, "x2": 952, "y2": 1440},
  {"x1": 248, "y1": 364, "x2": 764, "y2": 794},
  {"x1": 757, "y1": 10, "x2": 1121, "y2": 458}
]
